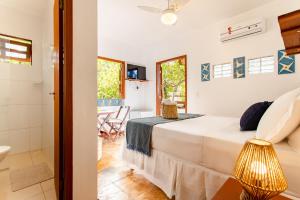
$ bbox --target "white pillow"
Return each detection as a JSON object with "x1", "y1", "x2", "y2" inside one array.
[
  {"x1": 256, "y1": 88, "x2": 300, "y2": 143},
  {"x1": 288, "y1": 126, "x2": 300, "y2": 153}
]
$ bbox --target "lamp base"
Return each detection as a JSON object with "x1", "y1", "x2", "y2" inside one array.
[
  {"x1": 240, "y1": 189, "x2": 279, "y2": 200},
  {"x1": 240, "y1": 190, "x2": 259, "y2": 200}
]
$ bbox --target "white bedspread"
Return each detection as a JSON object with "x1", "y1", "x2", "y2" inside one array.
[
  {"x1": 123, "y1": 116, "x2": 300, "y2": 199},
  {"x1": 152, "y1": 116, "x2": 255, "y2": 172}
]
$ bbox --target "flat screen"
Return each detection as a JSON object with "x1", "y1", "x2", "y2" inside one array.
[
  {"x1": 127, "y1": 64, "x2": 146, "y2": 80},
  {"x1": 127, "y1": 69, "x2": 138, "y2": 79}
]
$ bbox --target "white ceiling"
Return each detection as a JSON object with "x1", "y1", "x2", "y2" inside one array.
[
  {"x1": 0, "y1": 0, "x2": 276, "y2": 46},
  {"x1": 99, "y1": 0, "x2": 275, "y2": 46},
  {"x1": 0, "y1": 0, "x2": 47, "y2": 17}
]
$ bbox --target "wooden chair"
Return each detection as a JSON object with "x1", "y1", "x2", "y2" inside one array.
[{"x1": 106, "y1": 106, "x2": 130, "y2": 139}]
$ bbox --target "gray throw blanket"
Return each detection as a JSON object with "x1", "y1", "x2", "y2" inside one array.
[{"x1": 126, "y1": 113, "x2": 202, "y2": 156}]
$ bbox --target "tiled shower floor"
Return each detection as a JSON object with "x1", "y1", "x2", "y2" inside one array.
[{"x1": 0, "y1": 151, "x2": 56, "y2": 200}]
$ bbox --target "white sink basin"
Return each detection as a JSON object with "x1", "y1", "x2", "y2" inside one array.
[{"x1": 0, "y1": 146, "x2": 11, "y2": 162}]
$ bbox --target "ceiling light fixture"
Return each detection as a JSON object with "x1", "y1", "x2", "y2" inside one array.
[
  {"x1": 161, "y1": 9, "x2": 177, "y2": 25},
  {"x1": 161, "y1": 0, "x2": 177, "y2": 26},
  {"x1": 138, "y1": 0, "x2": 189, "y2": 26}
]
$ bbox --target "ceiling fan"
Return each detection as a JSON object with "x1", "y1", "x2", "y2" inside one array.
[{"x1": 137, "y1": 0, "x2": 190, "y2": 26}]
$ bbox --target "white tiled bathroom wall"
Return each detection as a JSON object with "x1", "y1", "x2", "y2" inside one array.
[
  {"x1": 0, "y1": 63, "x2": 43, "y2": 154},
  {"x1": 0, "y1": 1, "x2": 47, "y2": 156},
  {"x1": 0, "y1": 2, "x2": 56, "y2": 199}
]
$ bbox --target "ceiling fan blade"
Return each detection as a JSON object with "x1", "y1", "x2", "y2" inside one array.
[
  {"x1": 137, "y1": 6, "x2": 163, "y2": 14},
  {"x1": 170, "y1": 0, "x2": 191, "y2": 11}
]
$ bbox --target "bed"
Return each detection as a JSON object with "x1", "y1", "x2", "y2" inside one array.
[{"x1": 122, "y1": 116, "x2": 300, "y2": 200}]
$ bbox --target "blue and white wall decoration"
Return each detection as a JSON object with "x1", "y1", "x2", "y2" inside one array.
[
  {"x1": 201, "y1": 63, "x2": 210, "y2": 81},
  {"x1": 233, "y1": 57, "x2": 246, "y2": 79},
  {"x1": 278, "y1": 50, "x2": 295, "y2": 74}
]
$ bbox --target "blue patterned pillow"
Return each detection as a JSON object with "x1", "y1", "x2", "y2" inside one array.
[{"x1": 240, "y1": 101, "x2": 273, "y2": 131}]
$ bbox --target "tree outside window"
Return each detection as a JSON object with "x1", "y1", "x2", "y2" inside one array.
[
  {"x1": 97, "y1": 58, "x2": 125, "y2": 103},
  {"x1": 161, "y1": 59, "x2": 186, "y2": 103}
]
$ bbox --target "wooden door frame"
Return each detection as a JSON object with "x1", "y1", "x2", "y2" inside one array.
[
  {"x1": 55, "y1": 0, "x2": 73, "y2": 199},
  {"x1": 156, "y1": 55, "x2": 187, "y2": 115},
  {"x1": 62, "y1": 0, "x2": 73, "y2": 199}
]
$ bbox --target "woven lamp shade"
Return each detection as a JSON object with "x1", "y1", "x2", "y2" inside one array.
[{"x1": 234, "y1": 139, "x2": 288, "y2": 200}]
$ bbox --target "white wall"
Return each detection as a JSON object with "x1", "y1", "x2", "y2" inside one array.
[
  {"x1": 143, "y1": 0, "x2": 300, "y2": 117},
  {"x1": 98, "y1": 0, "x2": 150, "y2": 110},
  {"x1": 41, "y1": 0, "x2": 55, "y2": 167},
  {"x1": 73, "y1": 0, "x2": 98, "y2": 199},
  {"x1": 0, "y1": 5, "x2": 44, "y2": 154},
  {"x1": 98, "y1": 35, "x2": 149, "y2": 109}
]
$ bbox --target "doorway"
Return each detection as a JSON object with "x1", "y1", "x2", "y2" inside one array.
[{"x1": 156, "y1": 55, "x2": 187, "y2": 115}]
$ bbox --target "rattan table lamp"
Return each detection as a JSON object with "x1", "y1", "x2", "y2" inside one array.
[{"x1": 234, "y1": 139, "x2": 288, "y2": 200}]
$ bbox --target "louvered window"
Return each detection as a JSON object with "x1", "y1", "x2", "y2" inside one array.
[
  {"x1": 0, "y1": 34, "x2": 32, "y2": 65},
  {"x1": 249, "y1": 56, "x2": 274, "y2": 74},
  {"x1": 213, "y1": 63, "x2": 232, "y2": 78}
]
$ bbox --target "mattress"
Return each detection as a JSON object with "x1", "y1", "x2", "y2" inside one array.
[{"x1": 151, "y1": 116, "x2": 300, "y2": 195}]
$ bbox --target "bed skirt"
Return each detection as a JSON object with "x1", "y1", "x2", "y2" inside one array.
[
  {"x1": 122, "y1": 146, "x2": 299, "y2": 200},
  {"x1": 122, "y1": 145, "x2": 230, "y2": 200}
]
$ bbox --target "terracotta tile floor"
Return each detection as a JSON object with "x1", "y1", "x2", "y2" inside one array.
[{"x1": 97, "y1": 137, "x2": 173, "y2": 200}]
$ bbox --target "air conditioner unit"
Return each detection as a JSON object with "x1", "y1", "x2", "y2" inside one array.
[{"x1": 220, "y1": 19, "x2": 266, "y2": 42}]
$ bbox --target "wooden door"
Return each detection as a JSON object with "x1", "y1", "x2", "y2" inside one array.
[
  {"x1": 53, "y1": 0, "x2": 60, "y2": 197},
  {"x1": 156, "y1": 62, "x2": 163, "y2": 115},
  {"x1": 156, "y1": 55, "x2": 187, "y2": 115}
]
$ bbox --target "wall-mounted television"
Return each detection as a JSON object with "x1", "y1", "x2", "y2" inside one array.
[{"x1": 127, "y1": 64, "x2": 146, "y2": 80}]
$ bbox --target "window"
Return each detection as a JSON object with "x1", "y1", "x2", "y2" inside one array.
[
  {"x1": 97, "y1": 57, "x2": 125, "y2": 101},
  {"x1": 0, "y1": 34, "x2": 32, "y2": 65},
  {"x1": 249, "y1": 56, "x2": 274, "y2": 74},
  {"x1": 213, "y1": 63, "x2": 232, "y2": 78}
]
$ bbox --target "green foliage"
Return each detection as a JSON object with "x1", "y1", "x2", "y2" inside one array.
[
  {"x1": 161, "y1": 59, "x2": 186, "y2": 102},
  {"x1": 97, "y1": 59, "x2": 121, "y2": 99}
]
